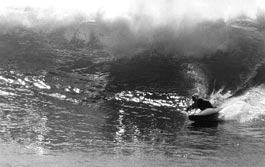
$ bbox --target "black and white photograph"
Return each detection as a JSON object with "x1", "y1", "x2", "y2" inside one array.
[{"x1": 0, "y1": 0, "x2": 265, "y2": 166}]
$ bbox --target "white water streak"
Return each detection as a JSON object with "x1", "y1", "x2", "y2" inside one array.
[{"x1": 219, "y1": 86, "x2": 265, "y2": 122}]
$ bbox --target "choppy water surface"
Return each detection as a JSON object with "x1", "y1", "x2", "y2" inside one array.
[{"x1": 0, "y1": 62, "x2": 265, "y2": 167}]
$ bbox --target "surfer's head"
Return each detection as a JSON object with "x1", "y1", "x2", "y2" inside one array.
[{"x1": 191, "y1": 94, "x2": 199, "y2": 101}]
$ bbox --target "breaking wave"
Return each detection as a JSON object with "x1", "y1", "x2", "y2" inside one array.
[
  {"x1": 2, "y1": 9, "x2": 265, "y2": 123},
  {"x1": 107, "y1": 17, "x2": 265, "y2": 123}
]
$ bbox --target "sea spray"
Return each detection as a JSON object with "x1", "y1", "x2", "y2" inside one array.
[{"x1": 219, "y1": 86, "x2": 265, "y2": 122}]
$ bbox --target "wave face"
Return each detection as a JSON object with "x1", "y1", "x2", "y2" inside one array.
[
  {"x1": 104, "y1": 18, "x2": 265, "y2": 122},
  {"x1": 107, "y1": 19, "x2": 265, "y2": 95},
  {"x1": 1, "y1": 13, "x2": 265, "y2": 124}
]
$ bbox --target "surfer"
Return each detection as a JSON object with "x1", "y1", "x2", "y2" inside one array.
[{"x1": 186, "y1": 94, "x2": 214, "y2": 112}]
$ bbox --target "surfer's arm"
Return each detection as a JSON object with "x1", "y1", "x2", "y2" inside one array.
[{"x1": 186, "y1": 103, "x2": 198, "y2": 112}]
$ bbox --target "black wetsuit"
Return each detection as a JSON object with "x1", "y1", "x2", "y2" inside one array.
[
  {"x1": 196, "y1": 98, "x2": 214, "y2": 110},
  {"x1": 187, "y1": 98, "x2": 214, "y2": 111}
]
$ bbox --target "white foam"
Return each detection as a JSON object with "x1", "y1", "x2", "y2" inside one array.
[{"x1": 218, "y1": 86, "x2": 265, "y2": 123}]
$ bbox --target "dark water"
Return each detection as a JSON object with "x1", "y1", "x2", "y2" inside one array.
[{"x1": 0, "y1": 21, "x2": 265, "y2": 167}]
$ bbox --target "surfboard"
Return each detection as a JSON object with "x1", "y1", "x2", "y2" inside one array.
[{"x1": 188, "y1": 108, "x2": 221, "y2": 122}]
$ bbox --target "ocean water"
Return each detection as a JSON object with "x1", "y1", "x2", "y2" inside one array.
[{"x1": 0, "y1": 19, "x2": 265, "y2": 167}]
